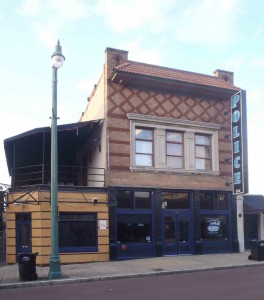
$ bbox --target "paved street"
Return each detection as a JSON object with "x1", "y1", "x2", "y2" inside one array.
[
  {"x1": 1, "y1": 266, "x2": 264, "y2": 300},
  {"x1": 1, "y1": 252, "x2": 264, "y2": 290}
]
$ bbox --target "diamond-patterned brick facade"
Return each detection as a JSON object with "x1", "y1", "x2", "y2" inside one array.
[{"x1": 107, "y1": 83, "x2": 229, "y2": 124}]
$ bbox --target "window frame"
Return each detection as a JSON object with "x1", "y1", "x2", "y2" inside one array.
[
  {"x1": 135, "y1": 127, "x2": 154, "y2": 167},
  {"x1": 200, "y1": 214, "x2": 229, "y2": 241},
  {"x1": 166, "y1": 131, "x2": 184, "y2": 169},
  {"x1": 129, "y1": 113, "x2": 220, "y2": 175},
  {"x1": 116, "y1": 189, "x2": 154, "y2": 245},
  {"x1": 116, "y1": 190, "x2": 152, "y2": 210},
  {"x1": 162, "y1": 191, "x2": 191, "y2": 210},
  {"x1": 195, "y1": 134, "x2": 212, "y2": 171},
  {"x1": 117, "y1": 213, "x2": 153, "y2": 244},
  {"x1": 58, "y1": 212, "x2": 98, "y2": 253},
  {"x1": 198, "y1": 191, "x2": 229, "y2": 211}
]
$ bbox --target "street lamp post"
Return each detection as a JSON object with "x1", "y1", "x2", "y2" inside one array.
[{"x1": 48, "y1": 40, "x2": 65, "y2": 280}]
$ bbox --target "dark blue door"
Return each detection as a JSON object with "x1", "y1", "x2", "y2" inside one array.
[
  {"x1": 163, "y1": 211, "x2": 193, "y2": 255},
  {"x1": 16, "y1": 214, "x2": 32, "y2": 254}
]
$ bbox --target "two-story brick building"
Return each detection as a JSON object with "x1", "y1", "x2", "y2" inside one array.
[{"x1": 4, "y1": 47, "x2": 244, "y2": 265}]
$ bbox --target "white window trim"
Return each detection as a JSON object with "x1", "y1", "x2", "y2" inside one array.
[{"x1": 128, "y1": 113, "x2": 220, "y2": 176}]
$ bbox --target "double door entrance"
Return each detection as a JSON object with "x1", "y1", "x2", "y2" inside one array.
[{"x1": 163, "y1": 211, "x2": 193, "y2": 255}]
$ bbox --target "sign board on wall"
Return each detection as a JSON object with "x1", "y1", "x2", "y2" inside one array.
[
  {"x1": 100, "y1": 220, "x2": 107, "y2": 230},
  {"x1": 231, "y1": 90, "x2": 249, "y2": 195}
]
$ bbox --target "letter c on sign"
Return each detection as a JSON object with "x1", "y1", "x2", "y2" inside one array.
[{"x1": 234, "y1": 156, "x2": 240, "y2": 168}]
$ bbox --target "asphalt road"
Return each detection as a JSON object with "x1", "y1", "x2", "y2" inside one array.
[{"x1": 1, "y1": 266, "x2": 264, "y2": 300}]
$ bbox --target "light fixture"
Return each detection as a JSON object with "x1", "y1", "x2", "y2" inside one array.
[{"x1": 51, "y1": 40, "x2": 65, "y2": 69}]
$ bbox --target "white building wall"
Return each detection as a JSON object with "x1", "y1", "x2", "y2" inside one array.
[
  {"x1": 80, "y1": 71, "x2": 106, "y2": 187},
  {"x1": 80, "y1": 73, "x2": 105, "y2": 122}
]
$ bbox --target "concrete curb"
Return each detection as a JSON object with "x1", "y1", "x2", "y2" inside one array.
[{"x1": 1, "y1": 262, "x2": 263, "y2": 290}]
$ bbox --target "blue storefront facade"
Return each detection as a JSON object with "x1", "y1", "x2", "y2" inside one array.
[{"x1": 109, "y1": 188, "x2": 236, "y2": 260}]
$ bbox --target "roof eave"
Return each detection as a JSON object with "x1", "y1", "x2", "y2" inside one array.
[{"x1": 109, "y1": 70, "x2": 240, "y2": 98}]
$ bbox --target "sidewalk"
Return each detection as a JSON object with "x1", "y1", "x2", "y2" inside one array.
[{"x1": 1, "y1": 252, "x2": 263, "y2": 289}]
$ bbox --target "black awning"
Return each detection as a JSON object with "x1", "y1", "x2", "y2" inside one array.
[
  {"x1": 4, "y1": 119, "x2": 103, "y2": 175},
  {"x1": 244, "y1": 195, "x2": 264, "y2": 213}
]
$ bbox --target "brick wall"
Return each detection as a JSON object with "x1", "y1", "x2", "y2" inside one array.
[{"x1": 106, "y1": 81, "x2": 232, "y2": 191}]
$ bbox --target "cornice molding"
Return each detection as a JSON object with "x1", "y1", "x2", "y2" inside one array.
[{"x1": 127, "y1": 113, "x2": 221, "y2": 130}]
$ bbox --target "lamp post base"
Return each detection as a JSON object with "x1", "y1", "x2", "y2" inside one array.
[{"x1": 48, "y1": 257, "x2": 62, "y2": 279}]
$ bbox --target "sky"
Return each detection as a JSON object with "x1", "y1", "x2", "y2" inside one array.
[{"x1": 0, "y1": 0, "x2": 264, "y2": 194}]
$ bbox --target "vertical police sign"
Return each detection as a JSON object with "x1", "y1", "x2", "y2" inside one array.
[{"x1": 231, "y1": 90, "x2": 248, "y2": 195}]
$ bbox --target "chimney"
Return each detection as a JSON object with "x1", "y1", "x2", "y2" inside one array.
[
  {"x1": 105, "y1": 47, "x2": 128, "y2": 78},
  {"x1": 213, "y1": 69, "x2": 234, "y2": 85}
]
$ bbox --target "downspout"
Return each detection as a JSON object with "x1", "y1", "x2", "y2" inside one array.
[
  {"x1": 106, "y1": 135, "x2": 110, "y2": 186},
  {"x1": 42, "y1": 132, "x2": 46, "y2": 184},
  {"x1": 12, "y1": 143, "x2": 16, "y2": 187}
]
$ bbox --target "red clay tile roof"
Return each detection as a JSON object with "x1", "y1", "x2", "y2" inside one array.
[{"x1": 113, "y1": 61, "x2": 239, "y2": 91}]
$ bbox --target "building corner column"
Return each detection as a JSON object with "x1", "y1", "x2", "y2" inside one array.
[{"x1": 236, "y1": 194, "x2": 245, "y2": 252}]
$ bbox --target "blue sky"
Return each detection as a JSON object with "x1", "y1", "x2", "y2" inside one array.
[{"x1": 1, "y1": 0, "x2": 264, "y2": 194}]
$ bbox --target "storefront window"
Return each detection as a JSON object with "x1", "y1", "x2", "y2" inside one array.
[
  {"x1": 117, "y1": 190, "x2": 151, "y2": 210},
  {"x1": 135, "y1": 191, "x2": 151, "y2": 209},
  {"x1": 215, "y1": 193, "x2": 228, "y2": 210},
  {"x1": 116, "y1": 190, "x2": 133, "y2": 209},
  {"x1": 59, "y1": 213, "x2": 97, "y2": 252},
  {"x1": 199, "y1": 192, "x2": 228, "y2": 210},
  {"x1": 201, "y1": 215, "x2": 228, "y2": 240},
  {"x1": 162, "y1": 192, "x2": 190, "y2": 209},
  {"x1": 199, "y1": 193, "x2": 214, "y2": 210},
  {"x1": 117, "y1": 214, "x2": 152, "y2": 243}
]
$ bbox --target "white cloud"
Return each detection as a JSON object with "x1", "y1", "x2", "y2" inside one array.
[
  {"x1": 17, "y1": 0, "x2": 89, "y2": 19},
  {"x1": 253, "y1": 26, "x2": 264, "y2": 39},
  {"x1": 16, "y1": 0, "x2": 90, "y2": 48},
  {"x1": 94, "y1": 0, "x2": 173, "y2": 33},
  {"x1": 0, "y1": 1, "x2": 3, "y2": 20},
  {"x1": 75, "y1": 79, "x2": 95, "y2": 95},
  {"x1": 16, "y1": 0, "x2": 40, "y2": 16},
  {"x1": 45, "y1": 0, "x2": 89, "y2": 21},
  {"x1": 249, "y1": 57, "x2": 264, "y2": 69},
  {"x1": 224, "y1": 55, "x2": 246, "y2": 70},
  {"x1": 247, "y1": 122, "x2": 264, "y2": 194},
  {"x1": 173, "y1": 0, "x2": 245, "y2": 46},
  {"x1": 35, "y1": 27, "x2": 58, "y2": 49},
  {"x1": 125, "y1": 41, "x2": 162, "y2": 65},
  {"x1": 247, "y1": 89, "x2": 264, "y2": 103},
  {"x1": 246, "y1": 87, "x2": 264, "y2": 193},
  {"x1": 247, "y1": 89, "x2": 264, "y2": 123}
]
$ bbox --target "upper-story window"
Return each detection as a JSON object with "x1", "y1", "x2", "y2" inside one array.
[
  {"x1": 128, "y1": 113, "x2": 220, "y2": 174},
  {"x1": 135, "y1": 128, "x2": 153, "y2": 167},
  {"x1": 195, "y1": 134, "x2": 212, "y2": 171},
  {"x1": 166, "y1": 131, "x2": 184, "y2": 169}
]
